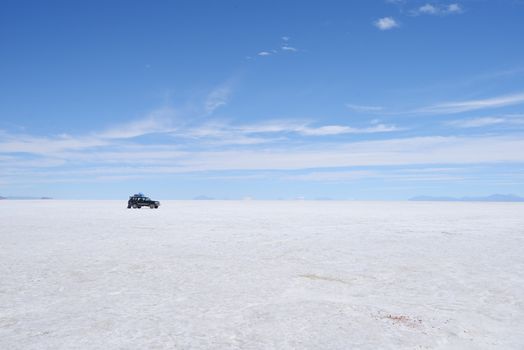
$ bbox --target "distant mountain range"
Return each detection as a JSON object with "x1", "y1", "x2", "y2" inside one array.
[
  {"x1": 0, "y1": 196, "x2": 52, "y2": 200},
  {"x1": 193, "y1": 195, "x2": 215, "y2": 200},
  {"x1": 410, "y1": 194, "x2": 524, "y2": 202}
]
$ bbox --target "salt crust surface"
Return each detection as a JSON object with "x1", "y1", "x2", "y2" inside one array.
[{"x1": 1, "y1": 200, "x2": 523, "y2": 349}]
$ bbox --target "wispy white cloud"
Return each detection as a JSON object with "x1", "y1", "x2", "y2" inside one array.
[
  {"x1": 412, "y1": 3, "x2": 463, "y2": 16},
  {"x1": 96, "y1": 108, "x2": 176, "y2": 139},
  {"x1": 174, "y1": 136, "x2": 524, "y2": 171},
  {"x1": 446, "y1": 114, "x2": 524, "y2": 128},
  {"x1": 180, "y1": 120, "x2": 401, "y2": 141},
  {"x1": 177, "y1": 122, "x2": 280, "y2": 146},
  {"x1": 3, "y1": 78, "x2": 524, "y2": 188},
  {"x1": 285, "y1": 167, "x2": 467, "y2": 183},
  {"x1": 235, "y1": 121, "x2": 302, "y2": 134},
  {"x1": 295, "y1": 125, "x2": 360, "y2": 136},
  {"x1": 101, "y1": 135, "x2": 523, "y2": 174},
  {"x1": 374, "y1": 17, "x2": 399, "y2": 30},
  {"x1": 4, "y1": 132, "x2": 524, "y2": 185},
  {"x1": 0, "y1": 133, "x2": 109, "y2": 155},
  {"x1": 417, "y1": 92, "x2": 524, "y2": 114},
  {"x1": 256, "y1": 37, "x2": 301, "y2": 58},
  {"x1": 346, "y1": 103, "x2": 383, "y2": 112},
  {"x1": 204, "y1": 84, "x2": 232, "y2": 114},
  {"x1": 0, "y1": 118, "x2": 400, "y2": 166},
  {"x1": 295, "y1": 124, "x2": 400, "y2": 136},
  {"x1": 447, "y1": 117, "x2": 505, "y2": 128},
  {"x1": 0, "y1": 104, "x2": 179, "y2": 156},
  {"x1": 286, "y1": 170, "x2": 377, "y2": 182},
  {"x1": 447, "y1": 3, "x2": 463, "y2": 13},
  {"x1": 419, "y1": 4, "x2": 438, "y2": 14}
]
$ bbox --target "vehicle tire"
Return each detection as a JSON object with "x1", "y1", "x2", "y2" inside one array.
[
  {"x1": 132, "y1": 204, "x2": 138, "y2": 209},
  {"x1": 150, "y1": 204, "x2": 155, "y2": 209}
]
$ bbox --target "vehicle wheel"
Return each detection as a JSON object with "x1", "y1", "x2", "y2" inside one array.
[
  {"x1": 132, "y1": 204, "x2": 138, "y2": 209},
  {"x1": 150, "y1": 204, "x2": 155, "y2": 209}
]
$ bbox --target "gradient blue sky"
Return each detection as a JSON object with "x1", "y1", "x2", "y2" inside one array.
[{"x1": 1, "y1": 0, "x2": 524, "y2": 199}]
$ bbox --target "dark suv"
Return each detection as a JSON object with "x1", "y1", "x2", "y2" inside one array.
[{"x1": 127, "y1": 193, "x2": 160, "y2": 209}]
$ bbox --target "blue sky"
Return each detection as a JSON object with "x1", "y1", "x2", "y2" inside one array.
[{"x1": 1, "y1": 0, "x2": 524, "y2": 199}]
